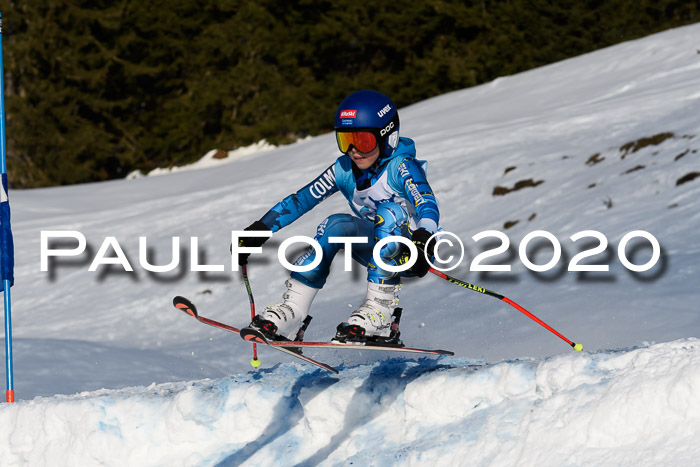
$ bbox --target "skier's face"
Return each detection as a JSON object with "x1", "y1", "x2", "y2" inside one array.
[{"x1": 349, "y1": 145, "x2": 380, "y2": 169}]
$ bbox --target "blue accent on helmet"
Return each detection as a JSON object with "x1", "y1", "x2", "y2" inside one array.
[{"x1": 334, "y1": 90, "x2": 400, "y2": 157}]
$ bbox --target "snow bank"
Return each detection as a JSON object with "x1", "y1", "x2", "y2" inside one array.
[
  {"x1": 127, "y1": 136, "x2": 307, "y2": 178},
  {"x1": 1, "y1": 339, "x2": 698, "y2": 466},
  {"x1": 126, "y1": 140, "x2": 278, "y2": 178}
]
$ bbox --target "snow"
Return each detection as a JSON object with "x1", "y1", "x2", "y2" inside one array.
[
  {"x1": 2, "y1": 23, "x2": 700, "y2": 465},
  {"x1": 2, "y1": 341, "x2": 700, "y2": 466},
  {"x1": 126, "y1": 139, "x2": 283, "y2": 179}
]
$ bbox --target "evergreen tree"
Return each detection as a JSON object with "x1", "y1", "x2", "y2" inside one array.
[{"x1": 0, "y1": 0, "x2": 697, "y2": 187}]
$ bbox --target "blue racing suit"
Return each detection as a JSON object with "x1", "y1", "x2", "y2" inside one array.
[{"x1": 259, "y1": 137, "x2": 440, "y2": 287}]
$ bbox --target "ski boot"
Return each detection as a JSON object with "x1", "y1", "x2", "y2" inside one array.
[
  {"x1": 244, "y1": 315, "x2": 314, "y2": 354},
  {"x1": 243, "y1": 278, "x2": 318, "y2": 353},
  {"x1": 247, "y1": 314, "x2": 287, "y2": 342},
  {"x1": 333, "y1": 282, "x2": 403, "y2": 346},
  {"x1": 247, "y1": 278, "x2": 318, "y2": 340}
]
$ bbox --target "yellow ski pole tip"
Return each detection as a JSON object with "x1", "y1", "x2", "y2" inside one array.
[
  {"x1": 250, "y1": 358, "x2": 261, "y2": 368},
  {"x1": 573, "y1": 343, "x2": 583, "y2": 351}
]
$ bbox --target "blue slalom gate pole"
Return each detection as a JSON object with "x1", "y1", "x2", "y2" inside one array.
[{"x1": 0, "y1": 11, "x2": 15, "y2": 403}]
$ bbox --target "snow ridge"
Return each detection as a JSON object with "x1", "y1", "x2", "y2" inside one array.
[{"x1": 2, "y1": 340, "x2": 699, "y2": 466}]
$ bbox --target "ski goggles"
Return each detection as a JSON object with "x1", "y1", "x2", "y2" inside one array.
[{"x1": 335, "y1": 130, "x2": 379, "y2": 154}]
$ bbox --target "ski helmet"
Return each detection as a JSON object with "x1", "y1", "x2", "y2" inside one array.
[{"x1": 334, "y1": 90, "x2": 400, "y2": 158}]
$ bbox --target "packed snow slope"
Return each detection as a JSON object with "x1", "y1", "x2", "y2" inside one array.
[
  {"x1": 1, "y1": 23, "x2": 700, "y2": 466},
  {"x1": 2, "y1": 340, "x2": 700, "y2": 466}
]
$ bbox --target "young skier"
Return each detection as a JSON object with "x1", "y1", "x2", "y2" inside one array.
[{"x1": 237, "y1": 89, "x2": 439, "y2": 343}]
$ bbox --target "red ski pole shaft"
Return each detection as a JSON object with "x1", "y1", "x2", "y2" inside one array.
[
  {"x1": 429, "y1": 268, "x2": 582, "y2": 351},
  {"x1": 242, "y1": 265, "x2": 261, "y2": 366}
]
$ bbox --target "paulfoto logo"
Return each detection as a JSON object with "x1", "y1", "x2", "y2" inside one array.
[{"x1": 40, "y1": 229, "x2": 661, "y2": 276}]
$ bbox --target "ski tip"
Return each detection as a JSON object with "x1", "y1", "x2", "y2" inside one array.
[
  {"x1": 173, "y1": 296, "x2": 198, "y2": 319},
  {"x1": 240, "y1": 327, "x2": 270, "y2": 345},
  {"x1": 572, "y1": 342, "x2": 583, "y2": 351}
]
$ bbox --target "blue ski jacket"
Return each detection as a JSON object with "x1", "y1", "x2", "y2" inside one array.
[{"x1": 259, "y1": 137, "x2": 440, "y2": 233}]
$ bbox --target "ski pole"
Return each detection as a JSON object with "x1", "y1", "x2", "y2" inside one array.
[
  {"x1": 241, "y1": 265, "x2": 262, "y2": 367},
  {"x1": 429, "y1": 268, "x2": 582, "y2": 351}
]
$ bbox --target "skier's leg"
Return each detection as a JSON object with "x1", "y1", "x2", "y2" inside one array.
[
  {"x1": 252, "y1": 213, "x2": 373, "y2": 339},
  {"x1": 367, "y1": 202, "x2": 412, "y2": 285},
  {"x1": 289, "y1": 213, "x2": 373, "y2": 288},
  {"x1": 335, "y1": 203, "x2": 410, "y2": 340}
]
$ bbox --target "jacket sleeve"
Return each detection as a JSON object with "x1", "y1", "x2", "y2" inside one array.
[
  {"x1": 396, "y1": 158, "x2": 440, "y2": 233},
  {"x1": 259, "y1": 164, "x2": 338, "y2": 232}
]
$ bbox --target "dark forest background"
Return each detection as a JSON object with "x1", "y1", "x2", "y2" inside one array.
[{"x1": 1, "y1": 0, "x2": 698, "y2": 187}]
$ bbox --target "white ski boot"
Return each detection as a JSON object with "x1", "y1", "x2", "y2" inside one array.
[
  {"x1": 250, "y1": 278, "x2": 319, "y2": 340},
  {"x1": 333, "y1": 282, "x2": 400, "y2": 342}
]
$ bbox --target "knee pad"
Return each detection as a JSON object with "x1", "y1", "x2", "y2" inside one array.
[{"x1": 374, "y1": 202, "x2": 409, "y2": 231}]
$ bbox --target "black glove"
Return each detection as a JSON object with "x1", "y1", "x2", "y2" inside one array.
[
  {"x1": 409, "y1": 228, "x2": 435, "y2": 277},
  {"x1": 235, "y1": 220, "x2": 271, "y2": 266}
]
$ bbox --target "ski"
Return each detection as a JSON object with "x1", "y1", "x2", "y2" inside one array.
[
  {"x1": 172, "y1": 296, "x2": 339, "y2": 374},
  {"x1": 240, "y1": 326, "x2": 453, "y2": 356},
  {"x1": 277, "y1": 340, "x2": 453, "y2": 355},
  {"x1": 173, "y1": 296, "x2": 453, "y2": 374}
]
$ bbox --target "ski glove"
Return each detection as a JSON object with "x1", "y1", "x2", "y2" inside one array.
[
  {"x1": 235, "y1": 220, "x2": 271, "y2": 266},
  {"x1": 409, "y1": 228, "x2": 435, "y2": 277}
]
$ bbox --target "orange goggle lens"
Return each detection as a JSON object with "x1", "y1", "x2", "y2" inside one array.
[{"x1": 336, "y1": 131, "x2": 378, "y2": 153}]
